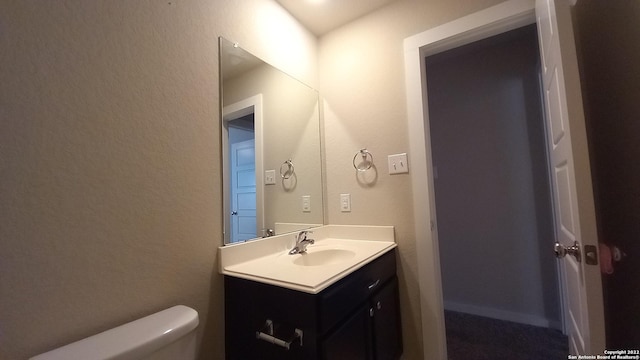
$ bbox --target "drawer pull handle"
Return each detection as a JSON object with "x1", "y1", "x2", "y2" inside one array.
[
  {"x1": 368, "y1": 279, "x2": 380, "y2": 290},
  {"x1": 256, "y1": 319, "x2": 303, "y2": 350}
]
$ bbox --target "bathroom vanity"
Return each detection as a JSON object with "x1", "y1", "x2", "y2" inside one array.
[
  {"x1": 218, "y1": 39, "x2": 402, "y2": 359},
  {"x1": 219, "y1": 225, "x2": 402, "y2": 360}
]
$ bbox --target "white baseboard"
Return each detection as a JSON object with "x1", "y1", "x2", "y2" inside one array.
[{"x1": 444, "y1": 300, "x2": 562, "y2": 330}]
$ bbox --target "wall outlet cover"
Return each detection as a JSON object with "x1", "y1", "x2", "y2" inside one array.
[
  {"x1": 265, "y1": 170, "x2": 276, "y2": 185},
  {"x1": 340, "y1": 193, "x2": 351, "y2": 212},
  {"x1": 302, "y1": 195, "x2": 311, "y2": 212}
]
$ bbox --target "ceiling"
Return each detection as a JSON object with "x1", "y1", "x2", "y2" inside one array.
[{"x1": 275, "y1": 0, "x2": 398, "y2": 36}]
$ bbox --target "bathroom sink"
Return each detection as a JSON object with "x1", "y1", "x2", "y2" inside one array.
[
  {"x1": 219, "y1": 225, "x2": 397, "y2": 293},
  {"x1": 292, "y1": 249, "x2": 356, "y2": 267}
]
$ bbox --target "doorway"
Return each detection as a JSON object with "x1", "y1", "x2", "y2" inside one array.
[
  {"x1": 405, "y1": 1, "x2": 606, "y2": 357},
  {"x1": 222, "y1": 95, "x2": 265, "y2": 244},
  {"x1": 426, "y1": 24, "x2": 567, "y2": 358},
  {"x1": 228, "y1": 114, "x2": 256, "y2": 243}
]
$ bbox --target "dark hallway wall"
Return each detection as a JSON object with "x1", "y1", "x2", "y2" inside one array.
[{"x1": 573, "y1": 0, "x2": 640, "y2": 348}]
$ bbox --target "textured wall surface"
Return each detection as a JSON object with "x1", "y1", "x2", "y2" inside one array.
[{"x1": 0, "y1": 1, "x2": 315, "y2": 359}]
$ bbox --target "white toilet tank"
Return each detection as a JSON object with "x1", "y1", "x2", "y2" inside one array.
[{"x1": 30, "y1": 305, "x2": 199, "y2": 360}]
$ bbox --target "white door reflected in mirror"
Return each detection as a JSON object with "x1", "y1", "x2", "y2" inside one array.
[
  {"x1": 223, "y1": 95, "x2": 264, "y2": 244},
  {"x1": 230, "y1": 138, "x2": 257, "y2": 243}
]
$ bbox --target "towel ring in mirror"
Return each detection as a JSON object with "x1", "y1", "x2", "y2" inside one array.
[{"x1": 280, "y1": 159, "x2": 295, "y2": 179}]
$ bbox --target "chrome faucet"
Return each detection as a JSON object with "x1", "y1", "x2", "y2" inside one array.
[
  {"x1": 288, "y1": 230, "x2": 314, "y2": 255},
  {"x1": 262, "y1": 228, "x2": 275, "y2": 238}
]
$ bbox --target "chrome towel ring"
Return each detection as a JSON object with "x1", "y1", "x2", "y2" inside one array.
[
  {"x1": 280, "y1": 159, "x2": 295, "y2": 179},
  {"x1": 353, "y1": 149, "x2": 373, "y2": 171}
]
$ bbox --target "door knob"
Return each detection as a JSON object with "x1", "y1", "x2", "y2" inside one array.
[
  {"x1": 231, "y1": 211, "x2": 238, "y2": 216},
  {"x1": 554, "y1": 241, "x2": 581, "y2": 263}
]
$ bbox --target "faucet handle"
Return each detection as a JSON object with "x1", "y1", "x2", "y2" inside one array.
[
  {"x1": 297, "y1": 230, "x2": 313, "y2": 241},
  {"x1": 303, "y1": 230, "x2": 314, "y2": 242}
]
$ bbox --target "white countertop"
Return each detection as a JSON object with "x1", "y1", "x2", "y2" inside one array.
[{"x1": 218, "y1": 225, "x2": 396, "y2": 294}]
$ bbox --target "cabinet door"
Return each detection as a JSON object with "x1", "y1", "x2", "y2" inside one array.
[
  {"x1": 371, "y1": 277, "x2": 402, "y2": 360},
  {"x1": 225, "y1": 277, "x2": 317, "y2": 360},
  {"x1": 321, "y1": 306, "x2": 372, "y2": 360}
]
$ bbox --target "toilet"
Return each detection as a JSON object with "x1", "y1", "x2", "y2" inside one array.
[{"x1": 29, "y1": 305, "x2": 199, "y2": 360}]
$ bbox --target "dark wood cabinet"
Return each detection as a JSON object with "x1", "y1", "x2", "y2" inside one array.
[
  {"x1": 224, "y1": 249, "x2": 402, "y2": 360},
  {"x1": 321, "y1": 304, "x2": 371, "y2": 360}
]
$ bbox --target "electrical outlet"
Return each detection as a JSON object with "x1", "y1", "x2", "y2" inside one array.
[
  {"x1": 388, "y1": 153, "x2": 409, "y2": 174},
  {"x1": 302, "y1": 195, "x2": 311, "y2": 212},
  {"x1": 340, "y1": 193, "x2": 351, "y2": 212}
]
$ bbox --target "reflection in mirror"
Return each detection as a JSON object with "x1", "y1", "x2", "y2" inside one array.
[{"x1": 220, "y1": 37, "x2": 324, "y2": 245}]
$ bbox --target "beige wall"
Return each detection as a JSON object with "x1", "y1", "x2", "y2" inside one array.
[
  {"x1": 0, "y1": 1, "x2": 315, "y2": 359},
  {"x1": 318, "y1": 0, "x2": 505, "y2": 358}
]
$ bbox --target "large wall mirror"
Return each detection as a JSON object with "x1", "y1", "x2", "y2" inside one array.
[{"x1": 219, "y1": 37, "x2": 324, "y2": 245}]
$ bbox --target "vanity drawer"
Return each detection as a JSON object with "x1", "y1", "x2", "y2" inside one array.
[{"x1": 318, "y1": 249, "x2": 396, "y2": 334}]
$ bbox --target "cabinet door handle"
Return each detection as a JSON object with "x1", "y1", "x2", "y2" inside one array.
[
  {"x1": 256, "y1": 320, "x2": 304, "y2": 350},
  {"x1": 368, "y1": 279, "x2": 380, "y2": 290},
  {"x1": 376, "y1": 301, "x2": 382, "y2": 310},
  {"x1": 369, "y1": 307, "x2": 375, "y2": 317}
]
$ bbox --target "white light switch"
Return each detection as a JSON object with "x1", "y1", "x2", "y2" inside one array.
[
  {"x1": 265, "y1": 170, "x2": 276, "y2": 185},
  {"x1": 340, "y1": 193, "x2": 351, "y2": 212},
  {"x1": 388, "y1": 153, "x2": 409, "y2": 174},
  {"x1": 302, "y1": 195, "x2": 311, "y2": 212}
]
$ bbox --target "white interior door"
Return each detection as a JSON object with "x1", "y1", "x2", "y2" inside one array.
[
  {"x1": 536, "y1": 0, "x2": 605, "y2": 354},
  {"x1": 231, "y1": 139, "x2": 257, "y2": 243},
  {"x1": 222, "y1": 94, "x2": 264, "y2": 244}
]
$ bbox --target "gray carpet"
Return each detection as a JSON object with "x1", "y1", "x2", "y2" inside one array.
[{"x1": 445, "y1": 311, "x2": 568, "y2": 360}]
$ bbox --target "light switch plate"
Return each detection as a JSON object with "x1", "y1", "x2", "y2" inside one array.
[
  {"x1": 265, "y1": 170, "x2": 276, "y2": 185},
  {"x1": 302, "y1": 195, "x2": 311, "y2": 212},
  {"x1": 388, "y1": 153, "x2": 409, "y2": 174}
]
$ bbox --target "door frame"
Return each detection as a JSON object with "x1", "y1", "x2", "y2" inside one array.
[
  {"x1": 404, "y1": 1, "x2": 559, "y2": 358},
  {"x1": 222, "y1": 94, "x2": 264, "y2": 244}
]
